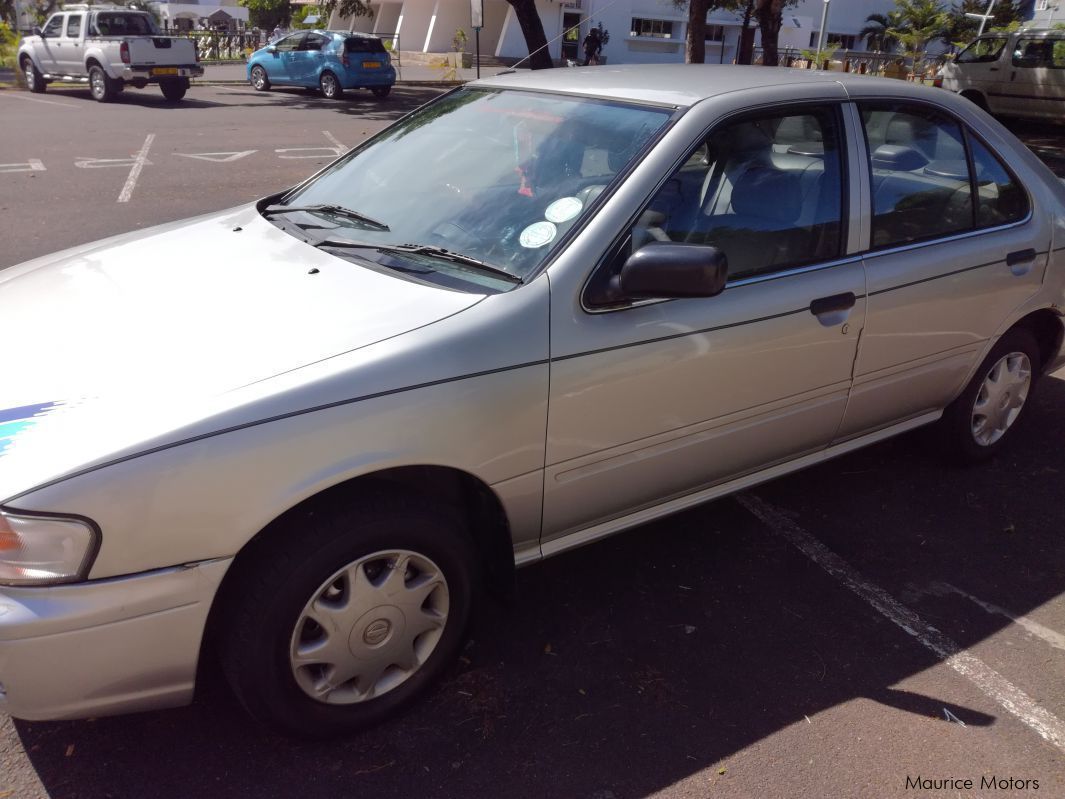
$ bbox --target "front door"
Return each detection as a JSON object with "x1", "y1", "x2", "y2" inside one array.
[
  {"x1": 264, "y1": 32, "x2": 304, "y2": 83},
  {"x1": 35, "y1": 14, "x2": 64, "y2": 74},
  {"x1": 837, "y1": 101, "x2": 1050, "y2": 439},
  {"x1": 542, "y1": 103, "x2": 864, "y2": 543},
  {"x1": 950, "y1": 35, "x2": 1008, "y2": 114}
]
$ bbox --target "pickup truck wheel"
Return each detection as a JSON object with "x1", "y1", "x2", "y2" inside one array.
[
  {"x1": 22, "y1": 57, "x2": 46, "y2": 93},
  {"x1": 371, "y1": 86, "x2": 391, "y2": 99},
  {"x1": 250, "y1": 65, "x2": 270, "y2": 91},
  {"x1": 89, "y1": 65, "x2": 117, "y2": 102},
  {"x1": 319, "y1": 71, "x2": 343, "y2": 100},
  {"x1": 217, "y1": 495, "x2": 476, "y2": 738},
  {"x1": 160, "y1": 77, "x2": 188, "y2": 102}
]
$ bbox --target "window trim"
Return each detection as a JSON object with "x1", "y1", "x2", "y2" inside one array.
[
  {"x1": 581, "y1": 101, "x2": 852, "y2": 312},
  {"x1": 855, "y1": 98, "x2": 1032, "y2": 256}
]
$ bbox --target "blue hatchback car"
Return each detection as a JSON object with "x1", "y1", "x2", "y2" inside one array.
[{"x1": 247, "y1": 30, "x2": 396, "y2": 100}]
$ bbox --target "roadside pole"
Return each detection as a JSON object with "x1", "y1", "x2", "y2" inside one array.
[{"x1": 471, "y1": 0, "x2": 483, "y2": 78}]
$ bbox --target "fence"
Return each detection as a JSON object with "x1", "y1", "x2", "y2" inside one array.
[
  {"x1": 169, "y1": 29, "x2": 403, "y2": 65},
  {"x1": 754, "y1": 47, "x2": 950, "y2": 78}
]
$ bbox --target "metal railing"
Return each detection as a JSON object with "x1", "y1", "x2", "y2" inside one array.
[
  {"x1": 753, "y1": 47, "x2": 950, "y2": 77},
  {"x1": 181, "y1": 30, "x2": 262, "y2": 61}
]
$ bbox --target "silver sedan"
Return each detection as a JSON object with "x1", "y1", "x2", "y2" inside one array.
[{"x1": 1, "y1": 65, "x2": 1063, "y2": 737}]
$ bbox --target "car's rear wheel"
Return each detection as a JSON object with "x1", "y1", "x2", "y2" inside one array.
[
  {"x1": 22, "y1": 57, "x2": 46, "y2": 93},
  {"x1": 89, "y1": 64, "x2": 118, "y2": 102},
  {"x1": 938, "y1": 328, "x2": 1041, "y2": 463},
  {"x1": 217, "y1": 494, "x2": 476, "y2": 738},
  {"x1": 371, "y1": 85, "x2": 391, "y2": 99},
  {"x1": 960, "y1": 90, "x2": 989, "y2": 112},
  {"x1": 319, "y1": 71, "x2": 343, "y2": 100},
  {"x1": 159, "y1": 76, "x2": 188, "y2": 102},
  {"x1": 250, "y1": 65, "x2": 270, "y2": 91}
]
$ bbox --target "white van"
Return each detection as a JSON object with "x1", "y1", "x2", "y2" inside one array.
[{"x1": 939, "y1": 29, "x2": 1065, "y2": 121}]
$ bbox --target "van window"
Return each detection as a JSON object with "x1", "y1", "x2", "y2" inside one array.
[
  {"x1": 91, "y1": 12, "x2": 159, "y2": 36},
  {"x1": 66, "y1": 14, "x2": 82, "y2": 38},
  {"x1": 1049, "y1": 38, "x2": 1065, "y2": 68},
  {"x1": 1012, "y1": 37, "x2": 1046, "y2": 68},
  {"x1": 956, "y1": 37, "x2": 1006, "y2": 63},
  {"x1": 41, "y1": 15, "x2": 63, "y2": 37},
  {"x1": 346, "y1": 37, "x2": 387, "y2": 54}
]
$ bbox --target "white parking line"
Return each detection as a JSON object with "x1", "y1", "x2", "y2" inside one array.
[
  {"x1": 737, "y1": 492, "x2": 1065, "y2": 754},
  {"x1": 0, "y1": 92, "x2": 78, "y2": 109},
  {"x1": 118, "y1": 133, "x2": 155, "y2": 203},
  {"x1": 929, "y1": 582, "x2": 1065, "y2": 653},
  {"x1": 0, "y1": 159, "x2": 46, "y2": 173},
  {"x1": 322, "y1": 130, "x2": 348, "y2": 154}
]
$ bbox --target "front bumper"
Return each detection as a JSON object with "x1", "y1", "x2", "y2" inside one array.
[
  {"x1": 122, "y1": 64, "x2": 204, "y2": 82},
  {"x1": 0, "y1": 558, "x2": 230, "y2": 721}
]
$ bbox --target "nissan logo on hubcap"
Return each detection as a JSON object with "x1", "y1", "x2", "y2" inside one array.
[{"x1": 363, "y1": 619, "x2": 392, "y2": 646}]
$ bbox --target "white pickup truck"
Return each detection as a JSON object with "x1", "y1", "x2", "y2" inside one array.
[{"x1": 17, "y1": 4, "x2": 203, "y2": 102}]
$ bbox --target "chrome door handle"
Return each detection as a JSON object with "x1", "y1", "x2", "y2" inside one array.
[
  {"x1": 809, "y1": 292, "x2": 856, "y2": 326},
  {"x1": 1006, "y1": 248, "x2": 1037, "y2": 276}
]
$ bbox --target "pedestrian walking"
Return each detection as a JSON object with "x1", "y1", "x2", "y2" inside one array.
[{"x1": 582, "y1": 27, "x2": 602, "y2": 66}]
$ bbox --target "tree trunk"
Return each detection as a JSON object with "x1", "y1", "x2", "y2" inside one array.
[
  {"x1": 755, "y1": 0, "x2": 783, "y2": 67},
  {"x1": 506, "y1": 0, "x2": 554, "y2": 70},
  {"x1": 736, "y1": 0, "x2": 755, "y2": 65},
  {"x1": 686, "y1": 0, "x2": 708, "y2": 64}
]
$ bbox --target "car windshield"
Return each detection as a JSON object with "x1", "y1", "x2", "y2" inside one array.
[{"x1": 272, "y1": 88, "x2": 673, "y2": 286}]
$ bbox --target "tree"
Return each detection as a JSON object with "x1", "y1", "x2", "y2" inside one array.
[
  {"x1": 754, "y1": 0, "x2": 794, "y2": 67},
  {"x1": 859, "y1": 11, "x2": 904, "y2": 52},
  {"x1": 886, "y1": 0, "x2": 951, "y2": 73},
  {"x1": 736, "y1": 0, "x2": 756, "y2": 64},
  {"x1": 672, "y1": 0, "x2": 742, "y2": 64},
  {"x1": 504, "y1": 0, "x2": 553, "y2": 69},
  {"x1": 238, "y1": 0, "x2": 293, "y2": 30},
  {"x1": 945, "y1": 0, "x2": 1021, "y2": 48}
]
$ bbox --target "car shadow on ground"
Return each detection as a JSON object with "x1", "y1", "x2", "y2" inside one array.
[
  {"x1": 1003, "y1": 118, "x2": 1065, "y2": 177},
  {"x1": 14, "y1": 375, "x2": 1065, "y2": 799}
]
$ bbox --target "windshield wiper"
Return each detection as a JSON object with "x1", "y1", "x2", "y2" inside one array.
[
  {"x1": 262, "y1": 204, "x2": 390, "y2": 232},
  {"x1": 317, "y1": 239, "x2": 522, "y2": 284}
]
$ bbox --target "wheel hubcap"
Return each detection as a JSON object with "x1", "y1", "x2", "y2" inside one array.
[
  {"x1": 289, "y1": 549, "x2": 449, "y2": 705},
  {"x1": 323, "y1": 76, "x2": 335, "y2": 95},
  {"x1": 25, "y1": 65, "x2": 34, "y2": 88},
  {"x1": 91, "y1": 71, "x2": 103, "y2": 96},
  {"x1": 253, "y1": 69, "x2": 263, "y2": 88},
  {"x1": 971, "y1": 351, "x2": 1031, "y2": 446}
]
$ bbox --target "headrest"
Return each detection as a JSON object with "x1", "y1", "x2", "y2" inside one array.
[
  {"x1": 730, "y1": 167, "x2": 802, "y2": 223},
  {"x1": 871, "y1": 144, "x2": 927, "y2": 172}
]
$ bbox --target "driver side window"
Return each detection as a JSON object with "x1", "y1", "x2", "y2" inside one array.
[
  {"x1": 276, "y1": 33, "x2": 305, "y2": 52},
  {"x1": 41, "y1": 15, "x2": 64, "y2": 38},
  {"x1": 623, "y1": 106, "x2": 845, "y2": 289}
]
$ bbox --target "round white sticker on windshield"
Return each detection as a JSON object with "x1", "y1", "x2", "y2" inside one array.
[
  {"x1": 520, "y1": 221, "x2": 557, "y2": 249},
  {"x1": 544, "y1": 196, "x2": 583, "y2": 224}
]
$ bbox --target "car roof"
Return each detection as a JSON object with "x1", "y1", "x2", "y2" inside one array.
[{"x1": 474, "y1": 64, "x2": 945, "y2": 109}]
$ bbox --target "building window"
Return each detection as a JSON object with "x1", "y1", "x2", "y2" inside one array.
[
  {"x1": 1037, "y1": 0, "x2": 1049, "y2": 10},
  {"x1": 809, "y1": 32, "x2": 856, "y2": 49},
  {"x1": 631, "y1": 18, "x2": 674, "y2": 39},
  {"x1": 705, "y1": 24, "x2": 724, "y2": 42}
]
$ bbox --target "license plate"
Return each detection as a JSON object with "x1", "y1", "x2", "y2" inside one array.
[
  {"x1": 363, "y1": 61, "x2": 381, "y2": 68},
  {"x1": 152, "y1": 67, "x2": 178, "y2": 76}
]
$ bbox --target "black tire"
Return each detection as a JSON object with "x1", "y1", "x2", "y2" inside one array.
[
  {"x1": 21, "y1": 56, "x2": 46, "y2": 93},
  {"x1": 961, "y1": 90, "x2": 989, "y2": 113},
  {"x1": 89, "y1": 64, "x2": 118, "y2": 102},
  {"x1": 250, "y1": 65, "x2": 270, "y2": 91},
  {"x1": 371, "y1": 85, "x2": 391, "y2": 99},
  {"x1": 160, "y1": 76, "x2": 188, "y2": 102},
  {"x1": 937, "y1": 327, "x2": 1041, "y2": 463},
  {"x1": 319, "y1": 70, "x2": 343, "y2": 99},
  {"x1": 217, "y1": 493, "x2": 476, "y2": 738}
]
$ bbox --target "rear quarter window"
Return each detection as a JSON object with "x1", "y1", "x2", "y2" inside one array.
[{"x1": 346, "y1": 37, "x2": 386, "y2": 54}]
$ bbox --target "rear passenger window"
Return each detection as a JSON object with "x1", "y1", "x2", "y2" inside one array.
[
  {"x1": 627, "y1": 107, "x2": 844, "y2": 282},
  {"x1": 1049, "y1": 39, "x2": 1065, "y2": 68},
  {"x1": 1012, "y1": 37, "x2": 1046, "y2": 68},
  {"x1": 970, "y1": 137, "x2": 1028, "y2": 226},
  {"x1": 860, "y1": 104, "x2": 972, "y2": 249},
  {"x1": 66, "y1": 14, "x2": 82, "y2": 38}
]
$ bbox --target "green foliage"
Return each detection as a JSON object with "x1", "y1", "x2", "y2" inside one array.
[
  {"x1": 0, "y1": 19, "x2": 18, "y2": 68},
  {"x1": 238, "y1": 0, "x2": 290, "y2": 28},
  {"x1": 860, "y1": 11, "x2": 905, "y2": 51},
  {"x1": 291, "y1": 5, "x2": 320, "y2": 29},
  {"x1": 452, "y1": 27, "x2": 467, "y2": 51},
  {"x1": 883, "y1": 0, "x2": 951, "y2": 71},
  {"x1": 946, "y1": 0, "x2": 1021, "y2": 45},
  {"x1": 317, "y1": 0, "x2": 372, "y2": 23}
]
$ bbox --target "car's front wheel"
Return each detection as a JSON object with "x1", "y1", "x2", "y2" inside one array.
[
  {"x1": 217, "y1": 494, "x2": 476, "y2": 738},
  {"x1": 319, "y1": 70, "x2": 343, "y2": 100},
  {"x1": 938, "y1": 327, "x2": 1041, "y2": 462},
  {"x1": 250, "y1": 65, "x2": 270, "y2": 91},
  {"x1": 22, "y1": 57, "x2": 46, "y2": 93}
]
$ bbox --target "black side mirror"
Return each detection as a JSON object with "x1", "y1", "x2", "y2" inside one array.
[
  {"x1": 619, "y1": 242, "x2": 728, "y2": 300},
  {"x1": 32, "y1": 25, "x2": 43, "y2": 36}
]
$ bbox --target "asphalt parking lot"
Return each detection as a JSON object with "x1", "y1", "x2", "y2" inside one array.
[{"x1": 3, "y1": 82, "x2": 1065, "y2": 799}]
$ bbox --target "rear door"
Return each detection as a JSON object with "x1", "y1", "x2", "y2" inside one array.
[
  {"x1": 996, "y1": 34, "x2": 1050, "y2": 118},
  {"x1": 838, "y1": 101, "x2": 1050, "y2": 439},
  {"x1": 57, "y1": 13, "x2": 84, "y2": 75}
]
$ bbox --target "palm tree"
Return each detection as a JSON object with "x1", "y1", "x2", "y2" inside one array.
[
  {"x1": 887, "y1": 0, "x2": 951, "y2": 74},
  {"x1": 859, "y1": 11, "x2": 904, "y2": 52}
]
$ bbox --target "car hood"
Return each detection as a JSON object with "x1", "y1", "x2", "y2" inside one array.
[{"x1": 0, "y1": 205, "x2": 484, "y2": 500}]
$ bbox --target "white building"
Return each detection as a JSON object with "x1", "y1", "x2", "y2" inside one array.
[
  {"x1": 328, "y1": 0, "x2": 899, "y2": 65},
  {"x1": 1027, "y1": 0, "x2": 1065, "y2": 26},
  {"x1": 149, "y1": 0, "x2": 249, "y2": 32}
]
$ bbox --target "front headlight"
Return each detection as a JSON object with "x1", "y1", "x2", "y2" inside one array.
[{"x1": 0, "y1": 511, "x2": 98, "y2": 586}]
